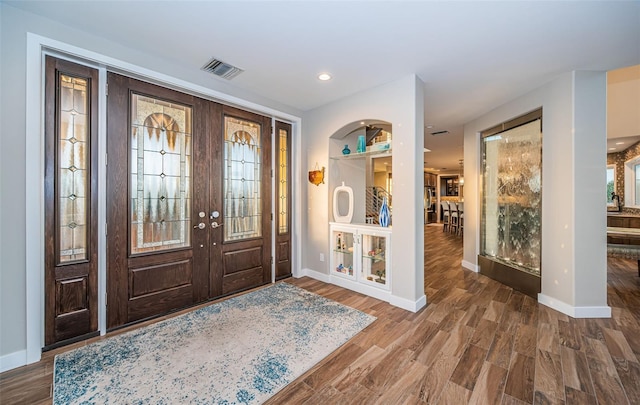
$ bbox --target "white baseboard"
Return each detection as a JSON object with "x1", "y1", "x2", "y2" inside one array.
[
  {"x1": 0, "y1": 350, "x2": 27, "y2": 373},
  {"x1": 538, "y1": 294, "x2": 611, "y2": 318},
  {"x1": 390, "y1": 294, "x2": 427, "y2": 313},
  {"x1": 461, "y1": 260, "x2": 478, "y2": 272},
  {"x1": 297, "y1": 267, "x2": 331, "y2": 283}
]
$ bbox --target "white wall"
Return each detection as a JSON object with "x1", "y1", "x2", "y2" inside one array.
[
  {"x1": 302, "y1": 75, "x2": 425, "y2": 307},
  {"x1": 463, "y1": 71, "x2": 610, "y2": 317},
  {"x1": 608, "y1": 64, "x2": 640, "y2": 139},
  {"x1": 0, "y1": 3, "x2": 303, "y2": 365}
]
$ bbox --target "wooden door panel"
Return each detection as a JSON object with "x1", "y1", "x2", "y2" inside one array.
[
  {"x1": 276, "y1": 240, "x2": 290, "y2": 279},
  {"x1": 44, "y1": 56, "x2": 99, "y2": 347},
  {"x1": 222, "y1": 246, "x2": 263, "y2": 275},
  {"x1": 107, "y1": 73, "x2": 211, "y2": 328},
  {"x1": 128, "y1": 259, "x2": 192, "y2": 298}
]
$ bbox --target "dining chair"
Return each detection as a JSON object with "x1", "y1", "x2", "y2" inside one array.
[
  {"x1": 450, "y1": 203, "x2": 459, "y2": 234},
  {"x1": 441, "y1": 201, "x2": 450, "y2": 232}
]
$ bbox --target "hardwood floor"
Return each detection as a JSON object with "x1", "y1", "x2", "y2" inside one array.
[{"x1": 2, "y1": 224, "x2": 640, "y2": 404}]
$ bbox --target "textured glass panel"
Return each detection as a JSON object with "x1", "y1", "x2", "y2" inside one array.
[
  {"x1": 58, "y1": 74, "x2": 89, "y2": 263},
  {"x1": 481, "y1": 119, "x2": 542, "y2": 276},
  {"x1": 131, "y1": 94, "x2": 192, "y2": 254},
  {"x1": 224, "y1": 117, "x2": 261, "y2": 241},
  {"x1": 278, "y1": 128, "x2": 288, "y2": 234}
]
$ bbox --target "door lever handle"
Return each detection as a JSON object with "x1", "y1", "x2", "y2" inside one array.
[
  {"x1": 193, "y1": 223, "x2": 206, "y2": 230},
  {"x1": 211, "y1": 222, "x2": 224, "y2": 229}
]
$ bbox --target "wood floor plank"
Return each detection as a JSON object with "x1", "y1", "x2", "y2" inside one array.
[
  {"x1": 560, "y1": 346, "x2": 595, "y2": 396},
  {"x1": 587, "y1": 355, "x2": 629, "y2": 405},
  {"x1": 486, "y1": 330, "x2": 515, "y2": 369},
  {"x1": 612, "y1": 356, "x2": 640, "y2": 404},
  {"x1": 514, "y1": 323, "x2": 537, "y2": 357},
  {"x1": 564, "y1": 386, "x2": 597, "y2": 405},
  {"x1": 468, "y1": 361, "x2": 507, "y2": 405},
  {"x1": 504, "y1": 352, "x2": 535, "y2": 403},
  {"x1": 602, "y1": 327, "x2": 638, "y2": 362},
  {"x1": 470, "y1": 319, "x2": 499, "y2": 350},
  {"x1": 449, "y1": 344, "x2": 487, "y2": 391},
  {"x1": 438, "y1": 381, "x2": 472, "y2": 405},
  {"x1": 534, "y1": 349, "x2": 564, "y2": 403}
]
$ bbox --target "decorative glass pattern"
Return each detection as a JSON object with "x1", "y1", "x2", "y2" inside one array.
[
  {"x1": 59, "y1": 74, "x2": 89, "y2": 263},
  {"x1": 224, "y1": 116, "x2": 262, "y2": 241},
  {"x1": 278, "y1": 128, "x2": 288, "y2": 235},
  {"x1": 481, "y1": 119, "x2": 542, "y2": 276},
  {"x1": 130, "y1": 94, "x2": 192, "y2": 254}
]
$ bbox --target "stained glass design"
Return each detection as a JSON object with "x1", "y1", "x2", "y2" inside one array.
[
  {"x1": 59, "y1": 74, "x2": 88, "y2": 263},
  {"x1": 481, "y1": 119, "x2": 542, "y2": 276},
  {"x1": 278, "y1": 128, "x2": 288, "y2": 235},
  {"x1": 130, "y1": 94, "x2": 192, "y2": 254},
  {"x1": 224, "y1": 116, "x2": 261, "y2": 241}
]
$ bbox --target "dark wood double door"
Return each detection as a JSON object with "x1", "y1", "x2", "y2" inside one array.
[{"x1": 106, "y1": 74, "x2": 273, "y2": 329}]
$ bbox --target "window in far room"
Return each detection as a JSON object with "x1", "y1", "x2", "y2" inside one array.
[
  {"x1": 624, "y1": 156, "x2": 640, "y2": 207},
  {"x1": 607, "y1": 164, "x2": 615, "y2": 205}
]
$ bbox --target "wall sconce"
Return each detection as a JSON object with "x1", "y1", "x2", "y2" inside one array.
[{"x1": 308, "y1": 163, "x2": 325, "y2": 186}]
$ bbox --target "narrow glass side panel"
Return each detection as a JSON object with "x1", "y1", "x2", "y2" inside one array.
[
  {"x1": 58, "y1": 75, "x2": 88, "y2": 263},
  {"x1": 130, "y1": 94, "x2": 192, "y2": 254},
  {"x1": 361, "y1": 234, "x2": 387, "y2": 286},
  {"x1": 481, "y1": 119, "x2": 542, "y2": 276},
  {"x1": 278, "y1": 128, "x2": 288, "y2": 234},
  {"x1": 224, "y1": 116, "x2": 262, "y2": 241}
]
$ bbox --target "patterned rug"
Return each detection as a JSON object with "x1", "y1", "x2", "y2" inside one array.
[{"x1": 53, "y1": 282, "x2": 375, "y2": 404}]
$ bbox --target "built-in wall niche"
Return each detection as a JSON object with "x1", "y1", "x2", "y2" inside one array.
[{"x1": 328, "y1": 120, "x2": 393, "y2": 225}]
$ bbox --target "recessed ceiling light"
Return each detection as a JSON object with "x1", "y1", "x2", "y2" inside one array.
[
  {"x1": 616, "y1": 141, "x2": 625, "y2": 145},
  {"x1": 423, "y1": 148, "x2": 431, "y2": 152},
  {"x1": 426, "y1": 125, "x2": 434, "y2": 129},
  {"x1": 360, "y1": 121, "x2": 365, "y2": 125},
  {"x1": 318, "y1": 73, "x2": 332, "y2": 81},
  {"x1": 609, "y1": 147, "x2": 617, "y2": 150}
]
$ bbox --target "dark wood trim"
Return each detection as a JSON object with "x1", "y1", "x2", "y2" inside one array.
[
  {"x1": 478, "y1": 255, "x2": 541, "y2": 298},
  {"x1": 480, "y1": 108, "x2": 543, "y2": 138}
]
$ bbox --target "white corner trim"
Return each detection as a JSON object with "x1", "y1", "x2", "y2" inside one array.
[
  {"x1": 461, "y1": 260, "x2": 479, "y2": 272},
  {"x1": 538, "y1": 294, "x2": 611, "y2": 318},
  {"x1": 298, "y1": 268, "x2": 331, "y2": 283},
  {"x1": 390, "y1": 294, "x2": 427, "y2": 313},
  {"x1": 0, "y1": 350, "x2": 27, "y2": 373}
]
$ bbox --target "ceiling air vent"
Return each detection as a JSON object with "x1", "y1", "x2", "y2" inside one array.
[
  {"x1": 201, "y1": 57, "x2": 244, "y2": 80},
  {"x1": 430, "y1": 130, "x2": 449, "y2": 136}
]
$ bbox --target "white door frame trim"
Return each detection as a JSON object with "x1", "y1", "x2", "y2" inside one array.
[{"x1": 25, "y1": 32, "x2": 303, "y2": 366}]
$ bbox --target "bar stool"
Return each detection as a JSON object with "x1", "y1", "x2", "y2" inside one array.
[
  {"x1": 441, "y1": 201, "x2": 450, "y2": 232},
  {"x1": 457, "y1": 202, "x2": 464, "y2": 236},
  {"x1": 450, "y1": 203, "x2": 459, "y2": 234}
]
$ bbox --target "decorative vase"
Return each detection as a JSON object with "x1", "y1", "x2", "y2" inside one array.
[
  {"x1": 357, "y1": 135, "x2": 366, "y2": 153},
  {"x1": 379, "y1": 197, "x2": 390, "y2": 227},
  {"x1": 342, "y1": 144, "x2": 351, "y2": 155}
]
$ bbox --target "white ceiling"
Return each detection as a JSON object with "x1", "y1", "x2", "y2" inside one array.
[{"x1": 7, "y1": 1, "x2": 640, "y2": 172}]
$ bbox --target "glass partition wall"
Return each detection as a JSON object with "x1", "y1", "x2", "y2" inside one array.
[{"x1": 479, "y1": 109, "x2": 542, "y2": 296}]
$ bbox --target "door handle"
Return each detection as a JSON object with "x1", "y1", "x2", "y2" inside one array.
[
  {"x1": 194, "y1": 223, "x2": 206, "y2": 230},
  {"x1": 211, "y1": 222, "x2": 223, "y2": 229}
]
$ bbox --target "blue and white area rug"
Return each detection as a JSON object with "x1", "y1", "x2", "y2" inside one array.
[{"x1": 53, "y1": 282, "x2": 375, "y2": 404}]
